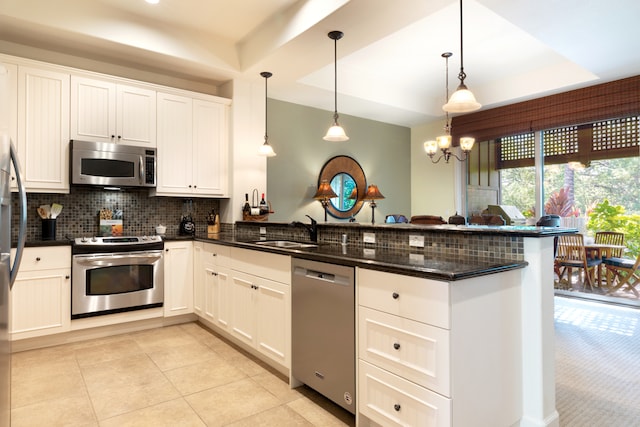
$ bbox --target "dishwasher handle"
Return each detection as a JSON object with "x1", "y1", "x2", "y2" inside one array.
[{"x1": 293, "y1": 266, "x2": 350, "y2": 286}]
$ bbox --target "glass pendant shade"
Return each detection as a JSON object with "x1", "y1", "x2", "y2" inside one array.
[
  {"x1": 324, "y1": 123, "x2": 349, "y2": 142},
  {"x1": 460, "y1": 137, "x2": 475, "y2": 152},
  {"x1": 424, "y1": 140, "x2": 438, "y2": 156},
  {"x1": 436, "y1": 134, "x2": 452, "y2": 150},
  {"x1": 258, "y1": 140, "x2": 276, "y2": 157},
  {"x1": 443, "y1": 85, "x2": 481, "y2": 113}
]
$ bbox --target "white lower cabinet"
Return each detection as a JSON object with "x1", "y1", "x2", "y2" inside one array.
[
  {"x1": 10, "y1": 246, "x2": 71, "y2": 340},
  {"x1": 195, "y1": 242, "x2": 231, "y2": 329},
  {"x1": 357, "y1": 267, "x2": 522, "y2": 427},
  {"x1": 229, "y1": 247, "x2": 291, "y2": 369},
  {"x1": 163, "y1": 241, "x2": 194, "y2": 317}
]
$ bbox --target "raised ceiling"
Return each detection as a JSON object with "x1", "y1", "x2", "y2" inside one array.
[{"x1": 1, "y1": 0, "x2": 639, "y2": 127}]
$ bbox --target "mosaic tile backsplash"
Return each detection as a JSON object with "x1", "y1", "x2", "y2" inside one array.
[
  {"x1": 236, "y1": 222, "x2": 525, "y2": 263},
  {"x1": 11, "y1": 187, "x2": 220, "y2": 242}
]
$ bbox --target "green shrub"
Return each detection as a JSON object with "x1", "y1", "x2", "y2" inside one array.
[{"x1": 586, "y1": 200, "x2": 640, "y2": 258}]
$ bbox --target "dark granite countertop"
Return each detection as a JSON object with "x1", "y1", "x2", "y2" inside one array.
[{"x1": 195, "y1": 233, "x2": 528, "y2": 281}]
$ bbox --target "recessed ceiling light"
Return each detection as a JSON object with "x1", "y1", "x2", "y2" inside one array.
[{"x1": 145, "y1": 0, "x2": 159, "y2": 4}]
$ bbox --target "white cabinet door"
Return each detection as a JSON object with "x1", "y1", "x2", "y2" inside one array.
[
  {"x1": 156, "y1": 92, "x2": 192, "y2": 194},
  {"x1": 0, "y1": 62, "x2": 18, "y2": 190},
  {"x1": 116, "y1": 84, "x2": 156, "y2": 147},
  {"x1": 163, "y1": 241, "x2": 194, "y2": 317},
  {"x1": 71, "y1": 75, "x2": 156, "y2": 147},
  {"x1": 9, "y1": 247, "x2": 71, "y2": 340},
  {"x1": 255, "y1": 277, "x2": 289, "y2": 367},
  {"x1": 70, "y1": 76, "x2": 116, "y2": 143},
  {"x1": 230, "y1": 271, "x2": 256, "y2": 346},
  {"x1": 193, "y1": 243, "x2": 204, "y2": 317},
  {"x1": 192, "y1": 99, "x2": 228, "y2": 196},
  {"x1": 18, "y1": 65, "x2": 70, "y2": 193}
]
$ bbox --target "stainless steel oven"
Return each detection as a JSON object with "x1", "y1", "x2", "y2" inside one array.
[{"x1": 71, "y1": 236, "x2": 164, "y2": 319}]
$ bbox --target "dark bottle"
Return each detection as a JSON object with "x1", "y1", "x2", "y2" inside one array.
[
  {"x1": 242, "y1": 193, "x2": 251, "y2": 215},
  {"x1": 259, "y1": 193, "x2": 269, "y2": 214}
]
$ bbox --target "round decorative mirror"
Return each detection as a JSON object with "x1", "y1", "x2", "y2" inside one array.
[{"x1": 318, "y1": 155, "x2": 366, "y2": 219}]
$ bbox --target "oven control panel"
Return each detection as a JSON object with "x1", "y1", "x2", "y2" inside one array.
[{"x1": 74, "y1": 235, "x2": 163, "y2": 245}]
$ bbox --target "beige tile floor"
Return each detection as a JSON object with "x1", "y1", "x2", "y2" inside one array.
[{"x1": 10, "y1": 322, "x2": 356, "y2": 427}]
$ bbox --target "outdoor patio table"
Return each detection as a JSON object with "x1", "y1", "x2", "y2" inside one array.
[{"x1": 584, "y1": 243, "x2": 627, "y2": 287}]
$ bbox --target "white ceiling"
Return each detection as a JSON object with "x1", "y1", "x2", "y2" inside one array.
[{"x1": 1, "y1": 0, "x2": 639, "y2": 127}]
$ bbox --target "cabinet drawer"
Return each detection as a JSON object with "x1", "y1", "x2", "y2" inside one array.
[
  {"x1": 13, "y1": 246, "x2": 71, "y2": 272},
  {"x1": 231, "y1": 247, "x2": 290, "y2": 285},
  {"x1": 358, "y1": 268, "x2": 450, "y2": 329},
  {"x1": 203, "y1": 243, "x2": 231, "y2": 267},
  {"x1": 359, "y1": 360, "x2": 451, "y2": 427},
  {"x1": 359, "y1": 306, "x2": 450, "y2": 396}
]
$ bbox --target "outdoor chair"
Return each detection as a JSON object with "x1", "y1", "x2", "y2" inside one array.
[
  {"x1": 602, "y1": 254, "x2": 640, "y2": 298},
  {"x1": 555, "y1": 234, "x2": 602, "y2": 291},
  {"x1": 594, "y1": 231, "x2": 625, "y2": 258}
]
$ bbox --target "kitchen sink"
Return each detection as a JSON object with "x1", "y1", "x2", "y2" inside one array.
[{"x1": 252, "y1": 240, "x2": 318, "y2": 249}]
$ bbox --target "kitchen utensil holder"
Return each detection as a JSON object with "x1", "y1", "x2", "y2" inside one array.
[{"x1": 42, "y1": 219, "x2": 56, "y2": 240}]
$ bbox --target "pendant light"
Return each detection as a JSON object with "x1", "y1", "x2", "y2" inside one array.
[
  {"x1": 443, "y1": 0, "x2": 481, "y2": 113},
  {"x1": 323, "y1": 30, "x2": 349, "y2": 142},
  {"x1": 258, "y1": 71, "x2": 276, "y2": 157}
]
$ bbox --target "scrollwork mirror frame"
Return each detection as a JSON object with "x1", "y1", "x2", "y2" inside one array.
[{"x1": 318, "y1": 155, "x2": 366, "y2": 219}]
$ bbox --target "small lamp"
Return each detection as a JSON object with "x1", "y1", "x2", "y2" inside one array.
[
  {"x1": 314, "y1": 180, "x2": 338, "y2": 222},
  {"x1": 364, "y1": 184, "x2": 385, "y2": 224}
]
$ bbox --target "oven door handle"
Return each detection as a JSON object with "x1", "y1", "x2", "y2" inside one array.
[{"x1": 74, "y1": 252, "x2": 163, "y2": 265}]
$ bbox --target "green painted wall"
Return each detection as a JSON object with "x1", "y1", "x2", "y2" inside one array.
[{"x1": 265, "y1": 99, "x2": 411, "y2": 224}]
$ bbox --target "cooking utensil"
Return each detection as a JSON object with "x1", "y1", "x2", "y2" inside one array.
[
  {"x1": 39, "y1": 204, "x2": 51, "y2": 218},
  {"x1": 50, "y1": 203, "x2": 63, "y2": 219},
  {"x1": 36, "y1": 207, "x2": 48, "y2": 219}
]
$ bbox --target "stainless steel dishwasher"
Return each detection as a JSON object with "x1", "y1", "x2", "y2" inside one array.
[{"x1": 292, "y1": 258, "x2": 355, "y2": 414}]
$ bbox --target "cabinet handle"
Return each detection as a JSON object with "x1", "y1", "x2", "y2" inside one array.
[
  {"x1": 212, "y1": 253, "x2": 217, "y2": 257},
  {"x1": 392, "y1": 292, "x2": 399, "y2": 299},
  {"x1": 36, "y1": 257, "x2": 41, "y2": 262},
  {"x1": 65, "y1": 275, "x2": 70, "y2": 279},
  {"x1": 393, "y1": 342, "x2": 400, "y2": 350},
  {"x1": 117, "y1": 135, "x2": 122, "y2": 140},
  {"x1": 394, "y1": 404, "x2": 401, "y2": 412},
  {"x1": 194, "y1": 185, "x2": 197, "y2": 188},
  {"x1": 165, "y1": 248, "x2": 169, "y2": 252},
  {"x1": 111, "y1": 134, "x2": 115, "y2": 139}
]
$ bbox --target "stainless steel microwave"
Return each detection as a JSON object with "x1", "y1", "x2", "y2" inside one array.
[{"x1": 71, "y1": 140, "x2": 156, "y2": 188}]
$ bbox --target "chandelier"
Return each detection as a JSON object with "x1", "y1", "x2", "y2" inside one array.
[{"x1": 424, "y1": 52, "x2": 475, "y2": 163}]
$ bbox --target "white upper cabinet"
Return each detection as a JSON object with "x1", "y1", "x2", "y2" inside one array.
[
  {"x1": 71, "y1": 75, "x2": 157, "y2": 147},
  {"x1": 155, "y1": 91, "x2": 229, "y2": 197},
  {"x1": 0, "y1": 61, "x2": 18, "y2": 190},
  {"x1": 17, "y1": 65, "x2": 70, "y2": 193}
]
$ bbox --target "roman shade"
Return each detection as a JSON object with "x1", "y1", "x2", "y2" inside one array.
[{"x1": 450, "y1": 75, "x2": 640, "y2": 142}]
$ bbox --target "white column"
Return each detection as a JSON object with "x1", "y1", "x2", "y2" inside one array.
[{"x1": 520, "y1": 236, "x2": 560, "y2": 427}]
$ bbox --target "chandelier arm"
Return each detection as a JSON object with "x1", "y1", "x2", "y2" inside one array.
[{"x1": 429, "y1": 154, "x2": 445, "y2": 164}]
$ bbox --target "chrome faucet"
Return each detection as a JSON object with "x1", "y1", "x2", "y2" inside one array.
[{"x1": 292, "y1": 215, "x2": 318, "y2": 242}]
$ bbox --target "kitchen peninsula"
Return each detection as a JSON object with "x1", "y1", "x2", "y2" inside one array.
[{"x1": 197, "y1": 221, "x2": 571, "y2": 427}]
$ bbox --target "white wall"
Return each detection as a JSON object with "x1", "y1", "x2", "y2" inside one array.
[
  {"x1": 219, "y1": 79, "x2": 266, "y2": 224},
  {"x1": 411, "y1": 119, "x2": 460, "y2": 219}
]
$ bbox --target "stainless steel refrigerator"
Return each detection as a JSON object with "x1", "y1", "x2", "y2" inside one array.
[{"x1": 1, "y1": 67, "x2": 28, "y2": 426}]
